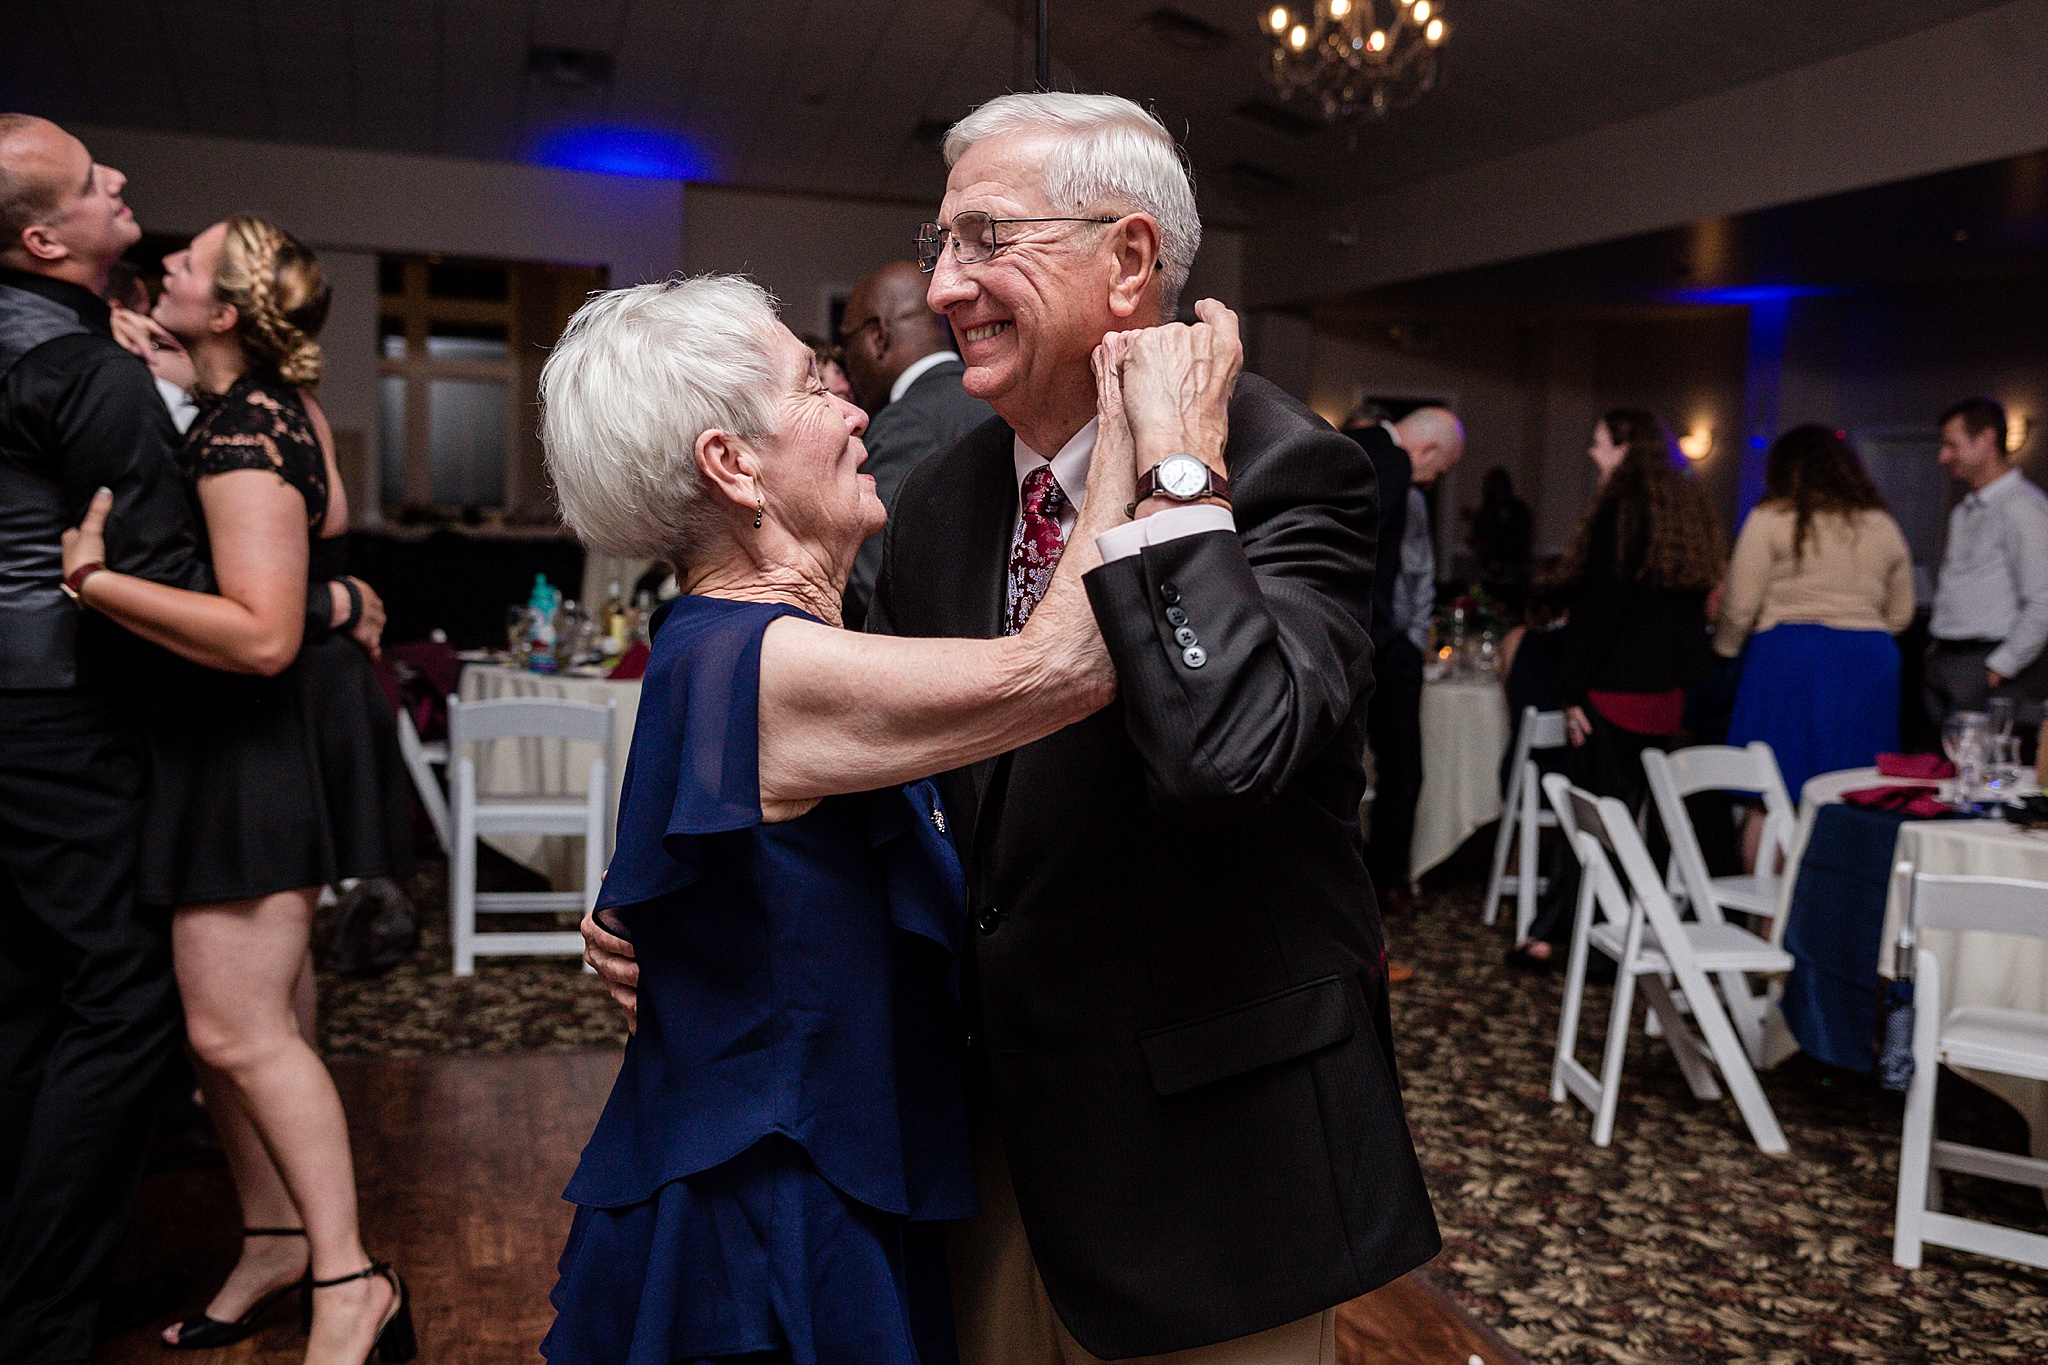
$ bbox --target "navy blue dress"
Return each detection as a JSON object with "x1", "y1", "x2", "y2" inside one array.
[{"x1": 542, "y1": 596, "x2": 976, "y2": 1365}]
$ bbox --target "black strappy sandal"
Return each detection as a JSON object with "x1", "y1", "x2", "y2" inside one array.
[
  {"x1": 311, "y1": 1261, "x2": 416, "y2": 1364},
  {"x1": 163, "y1": 1227, "x2": 312, "y2": 1350}
]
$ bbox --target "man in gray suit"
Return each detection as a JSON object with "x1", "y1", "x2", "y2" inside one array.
[{"x1": 837, "y1": 260, "x2": 993, "y2": 629}]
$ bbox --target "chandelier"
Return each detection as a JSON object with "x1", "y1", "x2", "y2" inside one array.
[{"x1": 1261, "y1": 0, "x2": 1450, "y2": 122}]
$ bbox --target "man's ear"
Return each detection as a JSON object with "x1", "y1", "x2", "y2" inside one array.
[
  {"x1": 695, "y1": 428, "x2": 759, "y2": 513},
  {"x1": 1106, "y1": 215, "x2": 1161, "y2": 321},
  {"x1": 18, "y1": 222, "x2": 67, "y2": 265}
]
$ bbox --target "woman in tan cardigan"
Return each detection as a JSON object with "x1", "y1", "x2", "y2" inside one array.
[{"x1": 1716, "y1": 424, "x2": 1915, "y2": 801}]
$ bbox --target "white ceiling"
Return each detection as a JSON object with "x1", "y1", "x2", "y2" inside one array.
[{"x1": 1, "y1": 0, "x2": 2017, "y2": 225}]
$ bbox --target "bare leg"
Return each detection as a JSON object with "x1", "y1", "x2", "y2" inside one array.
[
  {"x1": 1740, "y1": 806, "x2": 1766, "y2": 875},
  {"x1": 167, "y1": 950, "x2": 320, "y2": 1340},
  {"x1": 176, "y1": 894, "x2": 392, "y2": 1365}
]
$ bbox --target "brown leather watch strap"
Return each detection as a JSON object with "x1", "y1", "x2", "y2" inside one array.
[
  {"x1": 61, "y1": 561, "x2": 106, "y2": 604},
  {"x1": 1130, "y1": 460, "x2": 1231, "y2": 516}
]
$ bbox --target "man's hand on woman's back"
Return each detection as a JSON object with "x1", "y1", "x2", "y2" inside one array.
[{"x1": 581, "y1": 909, "x2": 639, "y2": 1034}]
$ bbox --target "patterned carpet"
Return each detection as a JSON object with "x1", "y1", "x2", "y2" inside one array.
[
  {"x1": 321, "y1": 861, "x2": 2048, "y2": 1362},
  {"x1": 1386, "y1": 888, "x2": 2048, "y2": 1365}
]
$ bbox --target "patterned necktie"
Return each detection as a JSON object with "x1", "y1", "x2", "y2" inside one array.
[{"x1": 1005, "y1": 465, "x2": 1068, "y2": 635}]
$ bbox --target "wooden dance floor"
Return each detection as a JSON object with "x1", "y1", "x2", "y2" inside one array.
[{"x1": 94, "y1": 1051, "x2": 1520, "y2": 1365}]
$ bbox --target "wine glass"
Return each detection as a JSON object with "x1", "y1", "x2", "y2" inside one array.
[
  {"x1": 1943, "y1": 710, "x2": 1989, "y2": 807},
  {"x1": 505, "y1": 604, "x2": 531, "y2": 662}
]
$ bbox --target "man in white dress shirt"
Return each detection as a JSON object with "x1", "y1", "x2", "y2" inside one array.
[{"x1": 1925, "y1": 397, "x2": 2048, "y2": 731}]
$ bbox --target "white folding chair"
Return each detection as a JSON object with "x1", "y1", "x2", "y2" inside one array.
[
  {"x1": 1544, "y1": 774, "x2": 1794, "y2": 1154},
  {"x1": 447, "y1": 694, "x2": 614, "y2": 976},
  {"x1": 1644, "y1": 743, "x2": 1799, "y2": 1062},
  {"x1": 1893, "y1": 861, "x2": 2048, "y2": 1270},
  {"x1": 1483, "y1": 706, "x2": 1568, "y2": 942},
  {"x1": 395, "y1": 707, "x2": 451, "y2": 854}
]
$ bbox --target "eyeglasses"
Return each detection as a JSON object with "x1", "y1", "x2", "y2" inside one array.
[
  {"x1": 916, "y1": 211, "x2": 1121, "y2": 273},
  {"x1": 838, "y1": 314, "x2": 883, "y2": 346}
]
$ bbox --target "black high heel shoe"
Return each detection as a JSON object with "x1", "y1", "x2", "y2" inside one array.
[
  {"x1": 311, "y1": 1261, "x2": 416, "y2": 1364},
  {"x1": 163, "y1": 1227, "x2": 312, "y2": 1350}
]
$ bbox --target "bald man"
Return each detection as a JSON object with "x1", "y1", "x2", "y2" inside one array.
[
  {"x1": 835, "y1": 260, "x2": 992, "y2": 629},
  {"x1": 1366, "y1": 406, "x2": 1465, "y2": 911}
]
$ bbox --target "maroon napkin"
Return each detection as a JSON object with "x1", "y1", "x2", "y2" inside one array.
[
  {"x1": 608, "y1": 641, "x2": 649, "y2": 681},
  {"x1": 1877, "y1": 752, "x2": 1954, "y2": 780},
  {"x1": 1842, "y1": 785, "x2": 1952, "y2": 819}
]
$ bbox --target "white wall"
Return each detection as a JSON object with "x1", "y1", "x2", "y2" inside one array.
[
  {"x1": 72, "y1": 123, "x2": 687, "y2": 468},
  {"x1": 1243, "y1": 0, "x2": 2048, "y2": 306},
  {"x1": 683, "y1": 185, "x2": 931, "y2": 338}
]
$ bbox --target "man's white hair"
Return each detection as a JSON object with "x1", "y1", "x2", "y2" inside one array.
[
  {"x1": 943, "y1": 92, "x2": 1201, "y2": 315},
  {"x1": 540, "y1": 274, "x2": 780, "y2": 571}
]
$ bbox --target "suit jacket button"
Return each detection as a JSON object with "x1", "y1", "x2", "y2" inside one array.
[
  {"x1": 1158, "y1": 581, "x2": 1181, "y2": 605},
  {"x1": 1165, "y1": 606, "x2": 1188, "y2": 627},
  {"x1": 976, "y1": 907, "x2": 1005, "y2": 935},
  {"x1": 1173, "y1": 626, "x2": 1198, "y2": 648},
  {"x1": 1182, "y1": 645, "x2": 1208, "y2": 668}
]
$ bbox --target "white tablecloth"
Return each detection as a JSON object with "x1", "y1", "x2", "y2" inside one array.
[
  {"x1": 1879, "y1": 819, "x2": 2048, "y2": 1159},
  {"x1": 457, "y1": 664, "x2": 641, "y2": 889},
  {"x1": 1409, "y1": 675, "x2": 1511, "y2": 881}
]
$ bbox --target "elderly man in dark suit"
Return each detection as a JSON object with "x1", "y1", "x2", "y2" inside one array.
[
  {"x1": 837, "y1": 261, "x2": 993, "y2": 630},
  {"x1": 585, "y1": 92, "x2": 1437, "y2": 1365}
]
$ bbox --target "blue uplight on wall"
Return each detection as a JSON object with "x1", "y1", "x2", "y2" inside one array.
[
  {"x1": 535, "y1": 126, "x2": 710, "y2": 180},
  {"x1": 1664, "y1": 283, "x2": 1841, "y2": 306}
]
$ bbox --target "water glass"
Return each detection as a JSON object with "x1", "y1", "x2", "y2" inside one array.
[
  {"x1": 1983, "y1": 735, "x2": 2023, "y2": 816},
  {"x1": 504, "y1": 604, "x2": 530, "y2": 660},
  {"x1": 1988, "y1": 696, "x2": 2016, "y2": 741}
]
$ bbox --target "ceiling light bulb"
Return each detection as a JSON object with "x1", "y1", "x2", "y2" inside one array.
[
  {"x1": 1413, "y1": 1, "x2": 1431, "y2": 20},
  {"x1": 1678, "y1": 426, "x2": 1714, "y2": 461},
  {"x1": 1269, "y1": 6, "x2": 1289, "y2": 32},
  {"x1": 1331, "y1": 0, "x2": 1351, "y2": 17},
  {"x1": 2009, "y1": 416, "x2": 2031, "y2": 454},
  {"x1": 1425, "y1": 16, "x2": 1444, "y2": 39},
  {"x1": 1289, "y1": 23, "x2": 1309, "y2": 48},
  {"x1": 1368, "y1": 28, "x2": 1386, "y2": 49}
]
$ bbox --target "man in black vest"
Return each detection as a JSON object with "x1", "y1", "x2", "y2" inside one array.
[
  {"x1": 836, "y1": 260, "x2": 992, "y2": 630},
  {"x1": 0, "y1": 114, "x2": 370, "y2": 1364},
  {"x1": 587, "y1": 93, "x2": 1437, "y2": 1364}
]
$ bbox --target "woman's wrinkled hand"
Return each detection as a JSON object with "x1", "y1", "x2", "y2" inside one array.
[
  {"x1": 62, "y1": 487, "x2": 112, "y2": 579},
  {"x1": 1113, "y1": 298, "x2": 1242, "y2": 471},
  {"x1": 1085, "y1": 332, "x2": 1139, "y2": 530},
  {"x1": 110, "y1": 306, "x2": 197, "y2": 394},
  {"x1": 581, "y1": 908, "x2": 640, "y2": 1034}
]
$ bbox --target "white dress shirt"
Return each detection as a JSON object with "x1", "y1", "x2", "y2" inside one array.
[
  {"x1": 1929, "y1": 467, "x2": 2048, "y2": 678},
  {"x1": 1008, "y1": 421, "x2": 1235, "y2": 564}
]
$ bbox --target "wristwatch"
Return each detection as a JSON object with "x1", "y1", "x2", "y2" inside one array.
[
  {"x1": 1129, "y1": 453, "x2": 1230, "y2": 518},
  {"x1": 61, "y1": 561, "x2": 106, "y2": 605}
]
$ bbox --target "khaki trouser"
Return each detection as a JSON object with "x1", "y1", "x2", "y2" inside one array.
[{"x1": 946, "y1": 1115, "x2": 1337, "y2": 1365}]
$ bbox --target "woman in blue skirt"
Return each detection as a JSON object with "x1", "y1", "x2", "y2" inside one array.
[
  {"x1": 531, "y1": 276, "x2": 1133, "y2": 1365},
  {"x1": 1716, "y1": 424, "x2": 1916, "y2": 807}
]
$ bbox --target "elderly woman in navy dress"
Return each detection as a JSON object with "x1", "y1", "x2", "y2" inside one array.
[{"x1": 535, "y1": 275, "x2": 1131, "y2": 1365}]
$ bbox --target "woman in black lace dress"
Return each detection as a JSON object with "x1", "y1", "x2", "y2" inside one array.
[{"x1": 59, "y1": 217, "x2": 413, "y2": 1365}]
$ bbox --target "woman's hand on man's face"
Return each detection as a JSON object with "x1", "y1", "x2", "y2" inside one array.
[{"x1": 1111, "y1": 299, "x2": 1242, "y2": 471}]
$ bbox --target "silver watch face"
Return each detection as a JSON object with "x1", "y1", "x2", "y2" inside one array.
[{"x1": 1158, "y1": 454, "x2": 1208, "y2": 499}]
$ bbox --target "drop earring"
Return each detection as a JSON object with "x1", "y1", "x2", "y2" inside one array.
[{"x1": 753, "y1": 497, "x2": 764, "y2": 530}]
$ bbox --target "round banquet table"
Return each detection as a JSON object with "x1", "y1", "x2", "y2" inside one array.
[
  {"x1": 1409, "y1": 674, "x2": 1511, "y2": 882},
  {"x1": 1879, "y1": 818, "x2": 2048, "y2": 1161},
  {"x1": 457, "y1": 663, "x2": 641, "y2": 890}
]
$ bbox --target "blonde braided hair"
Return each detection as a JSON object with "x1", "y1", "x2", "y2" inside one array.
[{"x1": 212, "y1": 215, "x2": 330, "y2": 386}]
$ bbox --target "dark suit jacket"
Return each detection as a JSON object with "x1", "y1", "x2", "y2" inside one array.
[
  {"x1": 843, "y1": 357, "x2": 992, "y2": 631},
  {"x1": 1344, "y1": 422, "x2": 1411, "y2": 657},
  {"x1": 870, "y1": 373, "x2": 1440, "y2": 1357}
]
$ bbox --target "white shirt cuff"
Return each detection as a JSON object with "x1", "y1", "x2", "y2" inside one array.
[{"x1": 1095, "y1": 504, "x2": 1237, "y2": 562}]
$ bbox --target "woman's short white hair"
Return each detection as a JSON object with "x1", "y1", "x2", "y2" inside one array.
[
  {"x1": 541, "y1": 274, "x2": 780, "y2": 570},
  {"x1": 943, "y1": 92, "x2": 1201, "y2": 316}
]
